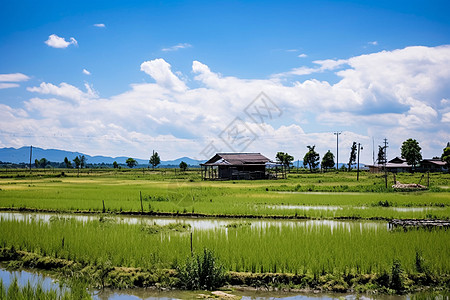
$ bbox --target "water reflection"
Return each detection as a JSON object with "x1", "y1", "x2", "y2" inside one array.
[
  {"x1": 0, "y1": 266, "x2": 65, "y2": 294},
  {"x1": 0, "y1": 212, "x2": 388, "y2": 233}
]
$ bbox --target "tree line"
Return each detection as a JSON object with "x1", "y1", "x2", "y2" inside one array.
[{"x1": 276, "y1": 139, "x2": 450, "y2": 173}]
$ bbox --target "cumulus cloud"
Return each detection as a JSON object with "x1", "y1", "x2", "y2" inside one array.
[
  {"x1": 298, "y1": 53, "x2": 307, "y2": 58},
  {"x1": 161, "y1": 43, "x2": 192, "y2": 52},
  {"x1": 45, "y1": 34, "x2": 78, "y2": 48},
  {"x1": 27, "y1": 82, "x2": 98, "y2": 102},
  {"x1": 140, "y1": 58, "x2": 187, "y2": 92},
  {"x1": 83, "y1": 69, "x2": 91, "y2": 75},
  {"x1": 2, "y1": 46, "x2": 449, "y2": 161},
  {"x1": 93, "y1": 23, "x2": 106, "y2": 28}
]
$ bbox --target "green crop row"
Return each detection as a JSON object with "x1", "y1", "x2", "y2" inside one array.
[{"x1": 1, "y1": 217, "x2": 449, "y2": 277}]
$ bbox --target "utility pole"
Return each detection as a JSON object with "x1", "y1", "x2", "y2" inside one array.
[
  {"x1": 357, "y1": 143, "x2": 363, "y2": 181},
  {"x1": 372, "y1": 137, "x2": 375, "y2": 165},
  {"x1": 29, "y1": 145, "x2": 33, "y2": 174},
  {"x1": 334, "y1": 132, "x2": 341, "y2": 171},
  {"x1": 383, "y1": 138, "x2": 388, "y2": 188}
]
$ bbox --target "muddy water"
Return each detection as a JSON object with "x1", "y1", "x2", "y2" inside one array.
[
  {"x1": 0, "y1": 267, "x2": 407, "y2": 300},
  {"x1": 0, "y1": 211, "x2": 389, "y2": 232}
]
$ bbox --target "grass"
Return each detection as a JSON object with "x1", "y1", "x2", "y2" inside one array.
[
  {"x1": 0, "y1": 169, "x2": 449, "y2": 219},
  {"x1": 1, "y1": 217, "x2": 449, "y2": 277}
]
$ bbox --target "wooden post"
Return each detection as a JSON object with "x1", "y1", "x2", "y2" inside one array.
[
  {"x1": 140, "y1": 191, "x2": 143, "y2": 213},
  {"x1": 190, "y1": 232, "x2": 193, "y2": 255},
  {"x1": 427, "y1": 171, "x2": 430, "y2": 188},
  {"x1": 102, "y1": 200, "x2": 105, "y2": 213}
]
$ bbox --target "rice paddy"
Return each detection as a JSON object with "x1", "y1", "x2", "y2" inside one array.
[
  {"x1": 0, "y1": 169, "x2": 449, "y2": 219},
  {"x1": 0, "y1": 169, "x2": 449, "y2": 294},
  {"x1": 0, "y1": 215, "x2": 449, "y2": 276}
]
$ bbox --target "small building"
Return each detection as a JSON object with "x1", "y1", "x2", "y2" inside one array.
[
  {"x1": 200, "y1": 153, "x2": 276, "y2": 180},
  {"x1": 367, "y1": 157, "x2": 412, "y2": 173},
  {"x1": 367, "y1": 157, "x2": 448, "y2": 173},
  {"x1": 420, "y1": 158, "x2": 447, "y2": 172}
]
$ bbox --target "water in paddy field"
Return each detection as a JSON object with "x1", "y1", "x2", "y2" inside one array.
[
  {"x1": 0, "y1": 267, "x2": 409, "y2": 300},
  {"x1": 0, "y1": 266, "x2": 67, "y2": 295},
  {"x1": 0, "y1": 211, "x2": 389, "y2": 232}
]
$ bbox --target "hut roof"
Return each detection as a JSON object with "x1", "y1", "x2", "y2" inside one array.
[{"x1": 201, "y1": 153, "x2": 270, "y2": 166}]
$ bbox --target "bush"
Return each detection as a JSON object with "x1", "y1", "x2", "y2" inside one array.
[
  {"x1": 177, "y1": 248, "x2": 225, "y2": 290},
  {"x1": 390, "y1": 259, "x2": 404, "y2": 292}
]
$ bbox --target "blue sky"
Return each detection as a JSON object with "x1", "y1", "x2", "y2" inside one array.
[{"x1": 1, "y1": 0, "x2": 449, "y2": 163}]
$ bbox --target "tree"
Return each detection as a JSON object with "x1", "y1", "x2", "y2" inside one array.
[
  {"x1": 73, "y1": 156, "x2": 81, "y2": 169},
  {"x1": 113, "y1": 161, "x2": 119, "y2": 169},
  {"x1": 442, "y1": 143, "x2": 450, "y2": 167},
  {"x1": 80, "y1": 155, "x2": 87, "y2": 168},
  {"x1": 401, "y1": 138, "x2": 422, "y2": 170},
  {"x1": 35, "y1": 158, "x2": 48, "y2": 168},
  {"x1": 149, "y1": 151, "x2": 161, "y2": 169},
  {"x1": 347, "y1": 142, "x2": 357, "y2": 171},
  {"x1": 64, "y1": 157, "x2": 72, "y2": 168},
  {"x1": 303, "y1": 145, "x2": 320, "y2": 172},
  {"x1": 276, "y1": 152, "x2": 294, "y2": 172},
  {"x1": 126, "y1": 158, "x2": 137, "y2": 168},
  {"x1": 179, "y1": 161, "x2": 188, "y2": 171},
  {"x1": 321, "y1": 150, "x2": 335, "y2": 172},
  {"x1": 377, "y1": 145, "x2": 386, "y2": 165}
]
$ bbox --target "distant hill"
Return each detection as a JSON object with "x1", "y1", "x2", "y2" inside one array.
[{"x1": 0, "y1": 147, "x2": 205, "y2": 166}]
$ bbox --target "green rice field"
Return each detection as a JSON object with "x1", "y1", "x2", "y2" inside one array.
[
  {"x1": 0, "y1": 169, "x2": 449, "y2": 219},
  {"x1": 1, "y1": 215, "x2": 449, "y2": 276},
  {"x1": 0, "y1": 169, "x2": 449, "y2": 293}
]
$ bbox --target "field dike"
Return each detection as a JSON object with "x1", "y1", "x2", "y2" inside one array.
[{"x1": 0, "y1": 247, "x2": 449, "y2": 295}]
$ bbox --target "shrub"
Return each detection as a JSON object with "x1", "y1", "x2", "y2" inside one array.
[
  {"x1": 390, "y1": 259, "x2": 404, "y2": 292},
  {"x1": 177, "y1": 248, "x2": 225, "y2": 290}
]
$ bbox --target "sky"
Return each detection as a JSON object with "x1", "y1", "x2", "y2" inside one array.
[{"x1": 0, "y1": 0, "x2": 450, "y2": 164}]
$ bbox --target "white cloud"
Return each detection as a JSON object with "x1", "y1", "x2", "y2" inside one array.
[
  {"x1": 273, "y1": 58, "x2": 347, "y2": 78},
  {"x1": 368, "y1": 41, "x2": 378, "y2": 45},
  {"x1": 93, "y1": 23, "x2": 106, "y2": 28},
  {"x1": 1, "y1": 45, "x2": 449, "y2": 161},
  {"x1": 140, "y1": 58, "x2": 187, "y2": 92},
  {"x1": 161, "y1": 43, "x2": 192, "y2": 52},
  {"x1": 0, "y1": 83, "x2": 20, "y2": 89},
  {"x1": 45, "y1": 34, "x2": 78, "y2": 48},
  {"x1": 298, "y1": 53, "x2": 307, "y2": 58},
  {"x1": 27, "y1": 82, "x2": 98, "y2": 102},
  {"x1": 83, "y1": 69, "x2": 91, "y2": 75},
  {"x1": 0, "y1": 73, "x2": 30, "y2": 82},
  {"x1": 442, "y1": 112, "x2": 450, "y2": 123},
  {"x1": 0, "y1": 73, "x2": 30, "y2": 89}
]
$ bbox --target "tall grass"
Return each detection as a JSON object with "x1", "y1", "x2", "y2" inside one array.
[{"x1": 1, "y1": 217, "x2": 448, "y2": 277}]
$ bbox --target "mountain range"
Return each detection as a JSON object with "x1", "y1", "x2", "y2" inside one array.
[{"x1": 0, "y1": 147, "x2": 205, "y2": 166}]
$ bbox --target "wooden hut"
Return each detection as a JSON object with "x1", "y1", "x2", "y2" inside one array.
[{"x1": 200, "y1": 153, "x2": 273, "y2": 180}]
